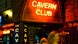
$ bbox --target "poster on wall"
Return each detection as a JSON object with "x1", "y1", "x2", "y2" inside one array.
[{"x1": 22, "y1": 0, "x2": 62, "y2": 23}]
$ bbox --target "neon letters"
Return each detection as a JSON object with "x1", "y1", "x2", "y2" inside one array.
[
  {"x1": 36, "y1": 9, "x2": 52, "y2": 16},
  {"x1": 32, "y1": 1, "x2": 57, "y2": 9},
  {"x1": 24, "y1": 25, "x2": 27, "y2": 44},
  {"x1": 24, "y1": 28, "x2": 27, "y2": 42},
  {"x1": 14, "y1": 25, "x2": 19, "y2": 43},
  {"x1": 32, "y1": 1, "x2": 57, "y2": 16}
]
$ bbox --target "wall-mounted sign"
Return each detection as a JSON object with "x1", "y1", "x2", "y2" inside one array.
[
  {"x1": 32, "y1": 1, "x2": 57, "y2": 16},
  {"x1": 14, "y1": 24, "x2": 20, "y2": 44},
  {"x1": 22, "y1": 0, "x2": 62, "y2": 23},
  {"x1": 23, "y1": 25, "x2": 27, "y2": 44}
]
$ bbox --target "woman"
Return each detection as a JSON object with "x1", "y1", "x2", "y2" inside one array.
[
  {"x1": 40, "y1": 37, "x2": 48, "y2": 44},
  {"x1": 47, "y1": 30, "x2": 60, "y2": 44}
]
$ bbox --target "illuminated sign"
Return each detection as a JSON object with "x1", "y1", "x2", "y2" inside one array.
[
  {"x1": 23, "y1": 25, "x2": 27, "y2": 44},
  {"x1": 15, "y1": 28, "x2": 19, "y2": 43},
  {"x1": 24, "y1": 29, "x2": 27, "y2": 42},
  {"x1": 32, "y1": 1, "x2": 57, "y2": 9},
  {"x1": 14, "y1": 24, "x2": 19, "y2": 43},
  {"x1": 32, "y1": 1, "x2": 57, "y2": 16},
  {"x1": 3, "y1": 30, "x2": 10, "y2": 34},
  {"x1": 22, "y1": 0, "x2": 62, "y2": 23}
]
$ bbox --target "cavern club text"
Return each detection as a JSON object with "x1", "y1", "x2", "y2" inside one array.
[{"x1": 32, "y1": 1, "x2": 57, "y2": 16}]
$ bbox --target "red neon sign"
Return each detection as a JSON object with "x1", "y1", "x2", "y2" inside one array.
[
  {"x1": 22, "y1": 0, "x2": 62, "y2": 23},
  {"x1": 31, "y1": 1, "x2": 57, "y2": 16},
  {"x1": 32, "y1": 1, "x2": 57, "y2": 9}
]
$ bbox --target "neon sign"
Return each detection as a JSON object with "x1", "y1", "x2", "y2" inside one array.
[
  {"x1": 14, "y1": 24, "x2": 19, "y2": 43},
  {"x1": 23, "y1": 25, "x2": 27, "y2": 44},
  {"x1": 22, "y1": 0, "x2": 62, "y2": 23},
  {"x1": 24, "y1": 28, "x2": 27, "y2": 42},
  {"x1": 15, "y1": 28, "x2": 19, "y2": 43},
  {"x1": 32, "y1": 1, "x2": 57, "y2": 16},
  {"x1": 32, "y1": 1, "x2": 57, "y2": 9}
]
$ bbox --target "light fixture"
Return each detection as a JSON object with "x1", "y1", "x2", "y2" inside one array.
[{"x1": 3, "y1": 9, "x2": 13, "y2": 19}]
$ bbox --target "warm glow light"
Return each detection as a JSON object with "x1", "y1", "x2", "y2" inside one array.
[
  {"x1": 3, "y1": 30, "x2": 10, "y2": 34},
  {"x1": 10, "y1": 28, "x2": 14, "y2": 31},
  {"x1": 32, "y1": 1, "x2": 57, "y2": 9},
  {"x1": 3, "y1": 9, "x2": 13, "y2": 18},
  {"x1": 0, "y1": 30, "x2": 3, "y2": 37},
  {"x1": 2, "y1": 23, "x2": 14, "y2": 28},
  {"x1": 22, "y1": 0, "x2": 60, "y2": 23},
  {"x1": 36, "y1": 9, "x2": 52, "y2": 16},
  {"x1": 32, "y1": 1, "x2": 57, "y2": 16}
]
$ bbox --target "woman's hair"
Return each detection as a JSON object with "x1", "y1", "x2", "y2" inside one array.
[
  {"x1": 47, "y1": 31, "x2": 60, "y2": 44},
  {"x1": 40, "y1": 37, "x2": 48, "y2": 44}
]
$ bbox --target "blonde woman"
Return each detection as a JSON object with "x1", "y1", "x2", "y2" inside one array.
[
  {"x1": 40, "y1": 37, "x2": 48, "y2": 44},
  {"x1": 47, "y1": 30, "x2": 60, "y2": 44}
]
